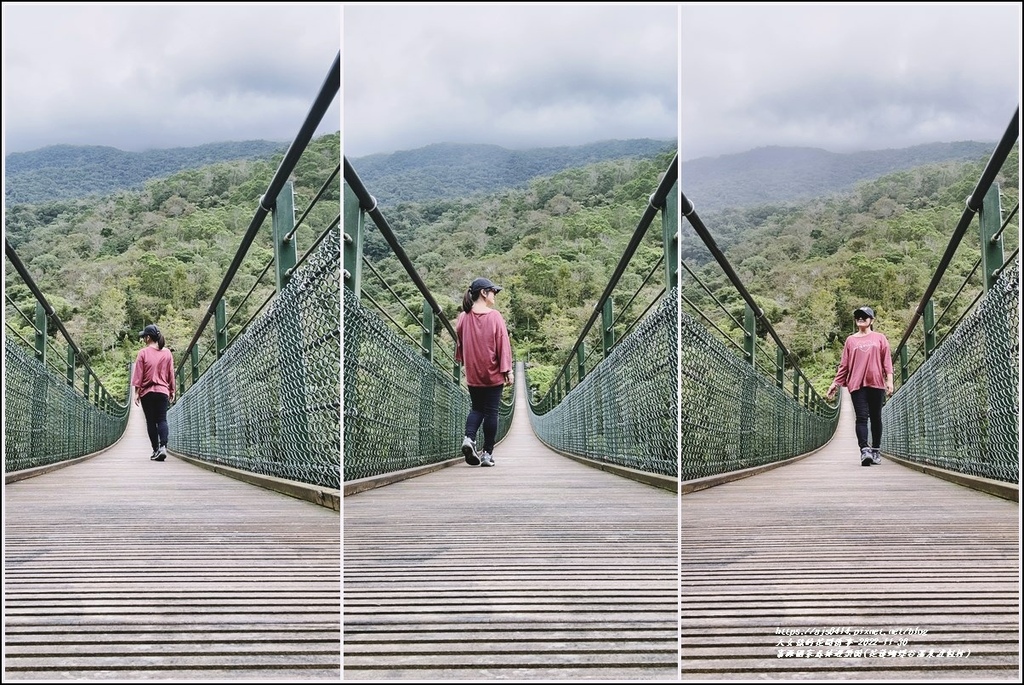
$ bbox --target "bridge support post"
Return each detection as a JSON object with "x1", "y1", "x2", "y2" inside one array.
[
  {"x1": 979, "y1": 184, "x2": 1004, "y2": 292},
  {"x1": 740, "y1": 354, "x2": 755, "y2": 467},
  {"x1": 215, "y1": 300, "x2": 227, "y2": 358},
  {"x1": 31, "y1": 304, "x2": 49, "y2": 464},
  {"x1": 663, "y1": 181, "x2": 678, "y2": 291},
  {"x1": 775, "y1": 349, "x2": 785, "y2": 389},
  {"x1": 421, "y1": 300, "x2": 434, "y2": 362},
  {"x1": 190, "y1": 347, "x2": 200, "y2": 385},
  {"x1": 923, "y1": 300, "x2": 936, "y2": 359},
  {"x1": 66, "y1": 345, "x2": 75, "y2": 386},
  {"x1": 34, "y1": 302, "x2": 47, "y2": 362},
  {"x1": 899, "y1": 346, "x2": 909, "y2": 385},
  {"x1": 602, "y1": 298, "x2": 615, "y2": 356},
  {"x1": 273, "y1": 181, "x2": 298, "y2": 293},
  {"x1": 743, "y1": 303, "x2": 756, "y2": 365},
  {"x1": 343, "y1": 184, "x2": 363, "y2": 299},
  {"x1": 577, "y1": 344, "x2": 586, "y2": 385}
]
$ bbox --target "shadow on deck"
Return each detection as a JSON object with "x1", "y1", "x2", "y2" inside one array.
[
  {"x1": 3, "y1": 402, "x2": 340, "y2": 680},
  {"x1": 681, "y1": 390, "x2": 1020, "y2": 680}
]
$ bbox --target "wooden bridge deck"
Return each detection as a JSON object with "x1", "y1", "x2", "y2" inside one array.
[
  {"x1": 343, "y1": 366, "x2": 678, "y2": 680},
  {"x1": 681, "y1": 389, "x2": 1020, "y2": 680},
  {"x1": 3, "y1": 402, "x2": 340, "y2": 680}
]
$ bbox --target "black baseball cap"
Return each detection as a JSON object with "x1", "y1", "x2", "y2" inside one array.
[
  {"x1": 470, "y1": 277, "x2": 502, "y2": 294},
  {"x1": 139, "y1": 324, "x2": 160, "y2": 339},
  {"x1": 854, "y1": 306, "x2": 875, "y2": 319}
]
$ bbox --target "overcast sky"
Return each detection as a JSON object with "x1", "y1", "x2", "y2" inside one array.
[
  {"x1": 681, "y1": 3, "x2": 1021, "y2": 161},
  {"x1": 2, "y1": 3, "x2": 341, "y2": 154},
  {"x1": 343, "y1": 4, "x2": 679, "y2": 159}
]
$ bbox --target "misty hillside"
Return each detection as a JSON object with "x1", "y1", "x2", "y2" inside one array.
[
  {"x1": 5, "y1": 140, "x2": 289, "y2": 205},
  {"x1": 682, "y1": 141, "x2": 996, "y2": 213},
  {"x1": 346, "y1": 139, "x2": 678, "y2": 205}
]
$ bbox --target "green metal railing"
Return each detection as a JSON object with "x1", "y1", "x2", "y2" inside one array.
[
  {"x1": 527, "y1": 154, "x2": 679, "y2": 478},
  {"x1": 883, "y1": 107, "x2": 1019, "y2": 483},
  {"x1": 343, "y1": 159, "x2": 514, "y2": 482},
  {"x1": 679, "y1": 191, "x2": 840, "y2": 481},
  {"x1": 168, "y1": 52, "x2": 341, "y2": 489},
  {"x1": 5, "y1": 239, "x2": 129, "y2": 472}
]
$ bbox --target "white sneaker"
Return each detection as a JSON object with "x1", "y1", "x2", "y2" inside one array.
[
  {"x1": 871, "y1": 448, "x2": 882, "y2": 465},
  {"x1": 461, "y1": 436, "x2": 480, "y2": 465},
  {"x1": 480, "y1": 452, "x2": 494, "y2": 467}
]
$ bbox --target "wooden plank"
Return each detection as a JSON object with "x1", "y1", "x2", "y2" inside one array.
[
  {"x1": 3, "y1": 402, "x2": 341, "y2": 679},
  {"x1": 343, "y1": 368, "x2": 678, "y2": 679},
  {"x1": 681, "y1": 390, "x2": 1020, "y2": 680}
]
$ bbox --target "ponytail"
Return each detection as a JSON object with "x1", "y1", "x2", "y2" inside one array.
[
  {"x1": 462, "y1": 288, "x2": 474, "y2": 313},
  {"x1": 157, "y1": 332, "x2": 166, "y2": 350}
]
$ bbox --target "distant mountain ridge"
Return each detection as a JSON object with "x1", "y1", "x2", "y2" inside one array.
[
  {"x1": 347, "y1": 139, "x2": 678, "y2": 205},
  {"x1": 5, "y1": 140, "x2": 289, "y2": 205},
  {"x1": 683, "y1": 141, "x2": 996, "y2": 213},
  {"x1": 6, "y1": 137, "x2": 997, "y2": 212}
]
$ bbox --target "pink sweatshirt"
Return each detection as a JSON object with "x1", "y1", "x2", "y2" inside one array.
[
  {"x1": 455, "y1": 308, "x2": 512, "y2": 387},
  {"x1": 132, "y1": 346, "x2": 176, "y2": 399},
  {"x1": 831, "y1": 330, "x2": 893, "y2": 393}
]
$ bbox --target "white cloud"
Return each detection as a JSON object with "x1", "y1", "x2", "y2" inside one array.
[
  {"x1": 343, "y1": 4, "x2": 679, "y2": 158},
  {"x1": 680, "y1": 3, "x2": 1021, "y2": 160},
  {"x1": 3, "y1": 3, "x2": 341, "y2": 153}
]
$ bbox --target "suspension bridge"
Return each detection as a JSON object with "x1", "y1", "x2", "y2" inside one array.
[
  {"x1": 678, "y1": 107, "x2": 1020, "y2": 680},
  {"x1": 4, "y1": 53, "x2": 342, "y2": 680},
  {"x1": 3, "y1": 43, "x2": 1018, "y2": 680},
  {"x1": 342, "y1": 102, "x2": 1018, "y2": 681},
  {"x1": 344, "y1": 362, "x2": 677, "y2": 680},
  {"x1": 342, "y1": 150, "x2": 679, "y2": 680}
]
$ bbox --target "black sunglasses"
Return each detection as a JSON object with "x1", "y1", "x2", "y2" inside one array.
[{"x1": 854, "y1": 315, "x2": 869, "y2": 321}]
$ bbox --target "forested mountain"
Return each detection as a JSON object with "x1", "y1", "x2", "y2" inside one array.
[
  {"x1": 346, "y1": 139, "x2": 677, "y2": 205},
  {"x1": 5, "y1": 140, "x2": 289, "y2": 205},
  {"x1": 363, "y1": 149, "x2": 679, "y2": 387},
  {"x1": 6, "y1": 132, "x2": 1015, "y2": 404},
  {"x1": 346, "y1": 138, "x2": 996, "y2": 213},
  {"x1": 681, "y1": 144, "x2": 1018, "y2": 393},
  {"x1": 4, "y1": 133, "x2": 339, "y2": 395},
  {"x1": 682, "y1": 141, "x2": 996, "y2": 213}
]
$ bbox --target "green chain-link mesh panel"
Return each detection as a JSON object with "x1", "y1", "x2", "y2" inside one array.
[
  {"x1": 527, "y1": 288, "x2": 678, "y2": 477},
  {"x1": 882, "y1": 259, "x2": 1019, "y2": 483},
  {"x1": 343, "y1": 287, "x2": 513, "y2": 482},
  {"x1": 680, "y1": 307, "x2": 839, "y2": 480},
  {"x1": 168, "y1": 227, "x2": 341, "y2": 489},
  {"x1": 4, "y1": 337, "x2": 129, "y2": 472}
]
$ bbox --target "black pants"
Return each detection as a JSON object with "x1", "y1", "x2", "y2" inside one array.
[
  {"x1": 850, "y1": 387, "x2": 885, "y2": 450},
  {"x1": 465, "y1": 385, "x2": 503, "y2": 454},
  {"x1": 140, "y1": 392, "x2": 169, "y2": 452}
]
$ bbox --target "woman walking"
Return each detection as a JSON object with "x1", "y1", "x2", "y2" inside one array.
[
  {"x1": 455, "y1": 277, "x2": 513, "y2": 467},
  {"x1": 132, "y1": 324, "x2": 176, "y2": 461},
  {"x1": 826, "y1": 306, "x2": 894, "y2": 466}
]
